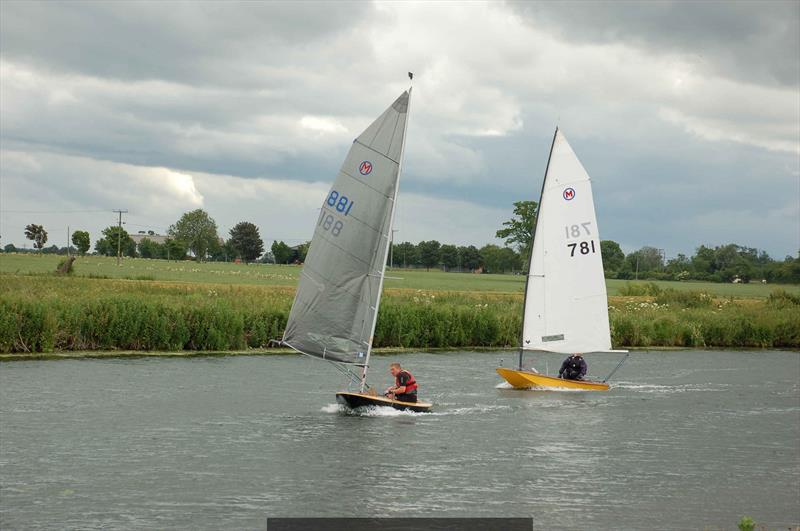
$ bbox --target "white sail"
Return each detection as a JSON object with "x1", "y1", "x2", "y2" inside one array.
[
  {"x1": 522, "y1": 129, "x2": 612, "y2": 354},
  {"x1": 282, "y1": 90, "x2": 410, "y2": 365}
]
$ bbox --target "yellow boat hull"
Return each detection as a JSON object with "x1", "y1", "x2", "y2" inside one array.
[{"x1": 496, "y1": 367, "x2": 610, "y2": 391}]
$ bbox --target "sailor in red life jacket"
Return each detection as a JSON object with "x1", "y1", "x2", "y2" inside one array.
[{"x1": 385, "y1": 362, "x2": 418, "y2": 403}]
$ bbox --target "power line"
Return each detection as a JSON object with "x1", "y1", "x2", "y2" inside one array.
[{"x1": 1, "y1": 209, "x2": 110, "y2": 214}]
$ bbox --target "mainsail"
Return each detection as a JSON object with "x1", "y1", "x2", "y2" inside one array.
[
  {"x1": 282, "y1": 90, "x2": 411, "y2": 366},
  {"x1": 521, "y1": 129, "x2": 612, "y2": 354}
]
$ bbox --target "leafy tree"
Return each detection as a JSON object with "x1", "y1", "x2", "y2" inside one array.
[
  {"x1": 94, "y1": 238, "x2": 111, "y2": 256},
  {"x1": 665, "y1": 253, "x2": 691, "y2": 276},
  {"x1": 228, "y1": 221, "x2": 264, "y2": 262},
  {"x1": 24, "y1": 224, "x2": 48, "y2": 252},
  {"x1": 209, "y1": 239, "x2": 237, "y2": 262},
  {"x1": 497, "y1": 246, "x2": 521, "y2": 272},
  {"x1": 496, "y1": 200, "x2": 538, "y2": 257},
  {"x1": 624, "y1": 246, "x2": 664, "y2": 275},
  {"x1": 71, "y1": 230, "x2": 91, "y2": 255},
  {"x1": 765, "y1": 255, "x2": 800, "y2": 283},
  {"x1": 3, "y1": 243, "x2": 15, "y2": 253},
  {"x1": 295, "y1": 241, "x2": 310, "y2": 263},
  {"x1": 392, "y1": 241, "x2": 418, "y2": 267},
  {"x1": 168, "y1": 209, "x2": 219, "y2": 261},
  {"x1": 417, "y1": 240, "x2": 441, "y2": 271},
  {"x1": 271, "y1": 241, "x2": 293, "y2": 264},
  {"x1": 600, "y1": 240, "x2": 624, "y2": 275},
  {"x1": 480, "y1": 244, "x2": 502, "y2": 273},
  {"x1": 95, "y1": 226, "x2": 136, "y2": 257},
  {"x1": 439, "y1": 244, "x2": 459, "y2": 271},
  {"x1": 459, "y1": 245, "x2": 483, "y2": 271},
  {"x1": 164, "y1": 238, "x2": 187, "y2": 260},
  {"x1": 481, "y1": 245, "x2": 521, "y2": 273},
  {"x1": 138, "y1": 238, "x2": 164, "y2": 259}
]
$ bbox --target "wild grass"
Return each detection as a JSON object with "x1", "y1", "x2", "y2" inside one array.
[
  {"x1": 1, "y1": 273, "x2": 798, "y2": 353},
  {"x1": 2, "y1": 253, "x2": 798, "y2": 297}
]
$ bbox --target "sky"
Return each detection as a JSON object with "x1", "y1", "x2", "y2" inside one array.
[{"x1": 1, "y1": 0, "x2": 798, "y2": 259}]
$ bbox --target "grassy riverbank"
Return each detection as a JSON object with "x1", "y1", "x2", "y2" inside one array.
[
  {"x1": 2, "y1": 273, "x2": 798, "y2": 354},
  {"x1": 3, "y1": 253, "x2": 797, "y2": 297}
]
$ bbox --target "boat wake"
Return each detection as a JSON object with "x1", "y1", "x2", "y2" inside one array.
[
  {"x1": 321, "y1": 403, "x2": 430, "y2": 417},
  {"x1": 321, "y1": 403, "x2": 511, "y2": 417},
  {"x1": 614, "y1": 382, "x2": 728, "y2": 394},
  {"x1": 494, "y1": 380, "x2": 599, "y2": 392}
]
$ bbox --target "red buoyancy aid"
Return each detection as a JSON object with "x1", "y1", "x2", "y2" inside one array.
[{"x1": 396, "y1": 370, "x2": 418, "y2": 393}]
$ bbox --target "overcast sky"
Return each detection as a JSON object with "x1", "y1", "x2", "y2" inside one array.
[{"x1": 1, "y1": 1, "x2": 798, "y2": 258}]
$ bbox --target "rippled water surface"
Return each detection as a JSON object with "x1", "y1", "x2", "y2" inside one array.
[{"x1": 1, "y1": 350, "x2": 798, "y2": 530}]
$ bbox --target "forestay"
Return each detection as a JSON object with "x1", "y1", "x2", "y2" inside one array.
[
  {"x1": 522, "y1": 129, "x2": 612, "y2": 354},
  {"x1": 282, "y1": 91, "x2": 410, "y2": 364}
]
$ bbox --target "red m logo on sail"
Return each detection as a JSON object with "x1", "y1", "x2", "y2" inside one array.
[{"x1": 563, "y1": 188, "x2": 575, "y2": 201}]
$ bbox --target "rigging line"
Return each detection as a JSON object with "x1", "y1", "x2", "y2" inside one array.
[
  {"x1": 282, "y1": 340, "x2": 366, "y2": 377},
  {"x1": 602, "y1": 352, "x2": 630, "y2": 383},
  {"x1": 328, "y1": 359, "x2": 369, "y2": 389}
]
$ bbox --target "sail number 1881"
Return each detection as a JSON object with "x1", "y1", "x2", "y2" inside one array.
[{"x1": 567, "y1": 240, "x2": 596, "y2": 257}]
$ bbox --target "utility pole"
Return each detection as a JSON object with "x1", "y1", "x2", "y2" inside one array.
[
  {"x1": 112, "y1": 209, "x2": 128, "y2": 266},
  {"x1": 390, "y1": 229, "x2": 399, "y2": 269},
  {"x1": 67, "y1": 225, "x2": 70, "y2": 257}
]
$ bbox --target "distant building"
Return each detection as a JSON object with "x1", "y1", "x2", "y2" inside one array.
[{"x1": 131, "y1": 232, "x2": 168, "y2": 248}]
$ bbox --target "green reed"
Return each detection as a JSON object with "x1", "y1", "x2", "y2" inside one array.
[{"x1": 1, "y1": 274, "x2": 798, "y2": 353}]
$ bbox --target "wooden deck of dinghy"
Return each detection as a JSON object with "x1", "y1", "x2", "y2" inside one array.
[
  {"x1": 496, "y1": 367, "x2": 610, "y2": 391},
  {"x1": 335, "y1": 392, "x2": 433, "y2": 413}
]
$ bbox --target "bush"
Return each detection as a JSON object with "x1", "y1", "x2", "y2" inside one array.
[
  {"x1": 737, "y1": 516, "x2": 755, "y2": 531},
  {"x1": 56, "y1": 256, "x2": 75, "y2": 275},
  {"x1": 1, "y1": 275, "x2": 799, "y2": 353},
  {"x1": 767, "y1": 289, "x2": 800, "y2": 308},
  {"x1": 654, "y1": 289, "x2": 713, "y2": 308},
  {"x1": 618, "y1": 282, "x2": 663, "y2": 296}
]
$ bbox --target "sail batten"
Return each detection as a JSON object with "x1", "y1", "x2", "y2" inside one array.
[
  {"x1": 521, "y1": 130, "x2": 611, "y2": 355},
  {"x1": 282, "y1": 91, "x2": 410, "y2": 364}
]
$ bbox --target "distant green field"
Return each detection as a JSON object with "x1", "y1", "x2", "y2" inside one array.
[{"x1": 1, "y1": 253, "x2": 797, "y2": 297}]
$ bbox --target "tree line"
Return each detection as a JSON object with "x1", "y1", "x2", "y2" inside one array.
[
  {"x1": 4, "y1": 211, "x2": 266, "y2": 264},
  {"x1": 5, "y1": 204, "x2": 798, "y2": 283}
]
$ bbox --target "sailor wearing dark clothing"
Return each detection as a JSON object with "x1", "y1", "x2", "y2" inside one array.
[
  {"x1": 385, "y1": 362, "x2": 418, "y2": 403},
  {"x1": 559, "y1": 353, "x2": 587, "y2": 380}
]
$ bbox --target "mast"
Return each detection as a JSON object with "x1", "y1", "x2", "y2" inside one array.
[
  {"x1": 518, "y1": 126, "x2": 558, "y2": 370},
  {"x1": 359, "y1": 80, "x2": 413, "y2": 392}
]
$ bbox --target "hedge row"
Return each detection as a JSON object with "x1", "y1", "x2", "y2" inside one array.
[{"x1": 1, "y1": 289, "x2": 799, "y2": 353}]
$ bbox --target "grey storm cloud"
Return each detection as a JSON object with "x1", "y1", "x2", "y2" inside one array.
[
  {"x1": 509, "y1": 0, "x2": 800, "y2": 87},
  {"x1": 0, "y1": 2, "x2": 373, "y2": 85},
  {"x1": 0, "y1": 0, "x2": 798, "y2": 258}
]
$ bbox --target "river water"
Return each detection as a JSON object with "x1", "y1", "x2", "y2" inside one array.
[{"x1": 1, "y1": 350, "x2": 798, "y2": 530}]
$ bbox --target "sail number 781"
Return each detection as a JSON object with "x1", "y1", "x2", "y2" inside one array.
[{"x1": 567, "y1": 240, "x2": 596, "y2": 257}]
